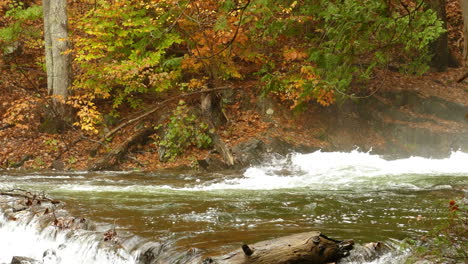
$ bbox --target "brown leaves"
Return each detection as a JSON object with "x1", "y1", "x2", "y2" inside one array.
[{"x1": 103, "y1": 229, "x2": 118, "y2": 242}]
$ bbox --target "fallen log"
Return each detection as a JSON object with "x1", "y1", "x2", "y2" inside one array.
[
  {"x1": 99, "y1": 86, "x2": 238, "y2": 145},
  {"x1": 203, "y1": 231, "x2": 354, "y2": 264},
  {"x1": 88, "y1": 127, "x2": 155, "y2": 171}
]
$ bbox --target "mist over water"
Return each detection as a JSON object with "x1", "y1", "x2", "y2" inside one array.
[{"x1": 0, "y1": 150, "x2": 467, "y2": 263}]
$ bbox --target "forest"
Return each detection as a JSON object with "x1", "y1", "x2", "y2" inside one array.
[
  {"x1": 0, "y1": 1, "x2": 467, "y2": 264},
  {"x1": 0, "y1": 0, "x2": 467, "y2": 170}
]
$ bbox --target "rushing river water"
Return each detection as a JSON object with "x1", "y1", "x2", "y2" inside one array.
[{"x1": 0, "y1": 150, "x2": 467, "y2": 263}]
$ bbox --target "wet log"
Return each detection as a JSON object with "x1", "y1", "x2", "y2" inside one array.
[{"x1": 203, "y1": 232, "x2": 354, "y2": 264}]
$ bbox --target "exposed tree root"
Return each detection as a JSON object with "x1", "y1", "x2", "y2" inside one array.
[{"x1": 456, "y1": 69, "x2": 468, "y2": 82}]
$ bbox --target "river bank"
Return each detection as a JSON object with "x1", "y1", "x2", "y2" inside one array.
[{"x1": 1, "y1": 68, "x2": 467, "y2": 172}]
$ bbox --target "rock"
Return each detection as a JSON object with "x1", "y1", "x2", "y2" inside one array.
[
  {"x1": 42, "y1": 249, "x2": 60, "y2": 264},
  {"x1": 198, "y1": 155, "x2": 228, "y2": 171},
  {"x1": 10, "y1": 256, "x2": 40, "y2": 264},
  {"x1": 232, "y1": 138, "x2": 266, "y2": 166},
  {"x1": 51, "y1": 160, "x2": 65, "y2": 170}
]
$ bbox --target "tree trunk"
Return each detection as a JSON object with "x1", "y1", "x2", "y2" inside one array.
[
  {"x1": 42, "y1": 0, "x2": 53, "y2": 95},
  {"x1": 43, "y1": 0, "x2": 71, "y2": 118},
  {"x1": 201, "y1": 93, "x2": 235, "y2": 166},
  {"x1": 427, "y1": 0, "x2": 449, "y2": 71},
  {"x1": 461, "y1": 0, "x2": 468, "y2": 66}
]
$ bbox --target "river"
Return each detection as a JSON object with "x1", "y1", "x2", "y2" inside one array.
[{"x1": 1, "y1": 150, "x2": 467, "y2": 263}]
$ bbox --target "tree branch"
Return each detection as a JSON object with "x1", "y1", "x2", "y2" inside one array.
[{"x1": 99, "y1": 86, "x2": 240, "y2": 143}]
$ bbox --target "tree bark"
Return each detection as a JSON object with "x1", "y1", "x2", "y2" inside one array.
[
  {"x1": 461, "y1": 0, "x2": 468, "y2": 66},
  {"x1": 43, "y1": 0, "x2": 71, "y2": 118},
  {"x1": 201, "y1": 93, "x2": 235, "y2": 166},
  {"x1": 42, "y1": 0, "x2": 53, "y2": 95},
  {"x1": 427, "y1": 0, "x2": 449, "y2": 71}
]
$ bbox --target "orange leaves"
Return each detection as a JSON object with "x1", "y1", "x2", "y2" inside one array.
[
  {"x1": 178, "y1": 0, "x2": 250, "y2": 80},
  {"x1": 283, "y1": 48, "x2": 307, "y2": 62},
  {"x1": 0, "y1": 0, "x2": 11, "y2": 9},
  {"x1": 2, "y1": 97, "x2": 39, "y2": 130},
  {"x1": 181, "y1": 55, "x2": 204, "y2": 74},
  {"x1": 316, "y1": 89, "x2": 335, "y2": 107}
]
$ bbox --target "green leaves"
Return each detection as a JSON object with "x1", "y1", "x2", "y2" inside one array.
[
  {"x1": 158, "y1": 101, "x2": 212, "y2": 161},
  {"x1": 73, "y1": 0, "x2": 182, "y2": 110},
  {"x1": 0, "y1": 3, "x2": 42, "y2": 51},
  {"x1": 253, "y1": 0, "x2": 445, "y2": 105}
]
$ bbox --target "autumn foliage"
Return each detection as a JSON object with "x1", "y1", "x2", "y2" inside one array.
[{"x1": 0, "y1": 0, "x2": 450, "y2": 165}]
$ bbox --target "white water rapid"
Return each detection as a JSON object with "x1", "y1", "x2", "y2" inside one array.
[{"x1": 186, "y1": 150, "x2": 468, "y2": 191}]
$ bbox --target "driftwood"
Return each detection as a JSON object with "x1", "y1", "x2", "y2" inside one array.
[
  {"x1": 88, "y1": 127, "x2": 155, "y2": 171},
  {"x1": 203, "y1": 232, "x2": 354, "y2": 264},
  {"x1": 0, "y1": 189, "x2": 61, "y2": 205},
  {"x1": 10, "y1": 256, "x2": 40, "y2": 264}
]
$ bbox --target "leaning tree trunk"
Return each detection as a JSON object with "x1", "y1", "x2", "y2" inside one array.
[
  {"x1": 461, "y1": 0, "x2": 468, "y2": 66},
  {"x1": 43, "y1": 0, "x2": 71, "y2": 118}
]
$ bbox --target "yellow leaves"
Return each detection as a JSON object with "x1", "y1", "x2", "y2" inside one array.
[
  {"x1": 67, "y1": 95, "x2": 102, "y2": 134},
  {"x1": 280, "y1": 1, "x2": 298, "y2": 14},
  {"x1": 187, "y1": 78, "x2": 208, "y2": 90}
]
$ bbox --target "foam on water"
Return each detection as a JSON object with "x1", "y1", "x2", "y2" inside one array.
[{"x1": 187, "y1": 150, "x2": 468, "y2": 191}]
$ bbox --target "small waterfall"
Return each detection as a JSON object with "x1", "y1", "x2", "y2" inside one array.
[
  {"x1": 0, "y1": 195, "x2": 202, "y2": 264},
  {"x1": 0, "y1": 211, "x2": 136, "y2": 264}
]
